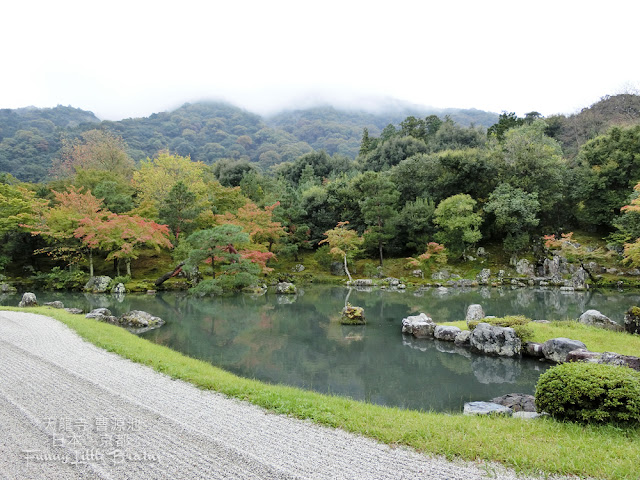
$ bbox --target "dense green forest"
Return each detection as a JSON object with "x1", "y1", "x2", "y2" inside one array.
[
  {"x1": 0, "y1": 101, "x2": 499, "y2": 183},
  {"x1": 2, "y1": 94, "x2": 640, "y2": 293}
]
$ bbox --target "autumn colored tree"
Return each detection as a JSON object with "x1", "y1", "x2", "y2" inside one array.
[
  {"x1": 75, "y1": 213, "x2": 172, "y2": 277},
  {"x1": 214, "y1": 201, "x2": 285, "y2": 252},
  {"x1": 319, "y1": 221, "x2": 363, "y2": 282},
  {"x1": 24, "y1": 187, "x2": 106, "y2": 274}
]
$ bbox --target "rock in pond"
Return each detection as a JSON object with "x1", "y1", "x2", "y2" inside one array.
[
  {"x1": 340, "y1": 305, "x2": 365, "y2": 325},
  {"x1": 275, "y1": 282, "x2": 297, "y2": 294},
  {"x1": 434, "y1": 325, "x2": 461, "y2": 342},
  {"x1": 84, "y1": 276, "x2": 112, "y2": 294},
  {"x1": 18, "y1": 292, "x2": 38, "y2": 307},
  {"x1": 119, "y1": 310, "x2": 165, "y2": 330},
  {"x1": 401, "y1": 313, "x2": 435, "y2": 338},
  {"x1": 463, "y1": 401, "x2": 512, "y2": 416},
  {"x1": 470, "y1": 323, "x2": 521, "y2": 357}
]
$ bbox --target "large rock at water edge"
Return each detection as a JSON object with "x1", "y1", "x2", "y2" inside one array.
[
  {"x1": 541, "y1": 337, "x2": 587, "y2": 363},
  {"x1": 119, "y1": 310, "x2": 165, "y2": 329},
  {"x1": 578, "y1": 309, "x2": 618, "y2": 329},
  {"x1": 491, "y1": 393, "x2": 536, "y2": 412},
  {"x1": 476, "y1": 269, "x2": 491, "y2": 285},
  {"x1": 18, "y1": 292, "x2": 38, "y2": 307},
  {"x1": 434, "y1": 325, "x2": 461, "y2": 342},
  {"x1": 470, "y1": 323, "x2": 521, "y2": 357},
  {"x1": 275, "y1": 282, "x2": 297, "y2": 294},
  {"x1": 463, "y1": 401, "x2": 512, "y2": 416},
  {"x1": 84, "y1": 276, "x2": 112, "y2": 294},
  {"x1": 86, "y1": 308, "x2": 118, "y2": 323},
  {"x1": 515, "y1": 259, "x2": 534, "y2": 276},
  {"x1": 44, "y1": 301, "x2": 64, "y2": 309},
  {"x1": 466, "y1": 304, "x2": 485, "y2": 324},
  {"x1": 401, "y1": 313, "x2": 436, "y2": 338},
  {"x1": 111, "y1": 282, "x2": 126, "y2": 294}
]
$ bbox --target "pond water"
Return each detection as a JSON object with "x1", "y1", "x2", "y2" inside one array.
[{"x1": 3, "y1": 286, "x2": 639, "y2": 412}]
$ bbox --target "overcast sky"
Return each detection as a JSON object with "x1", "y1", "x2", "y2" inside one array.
[{"x1": 2, "y1": 0, "x2": 638, "y2": 120}]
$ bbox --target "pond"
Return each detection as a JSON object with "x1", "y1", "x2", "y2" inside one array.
[{"x1": 3, "y1": 286, "x2": 639, "y2": 412}]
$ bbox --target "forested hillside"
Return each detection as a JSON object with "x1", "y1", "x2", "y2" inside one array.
[
  {"x1": 0, "y1": 106, "x2": 99, "y2": 181},
  {"x1": 0, "y1": 100, "x2": 500, "y2": 182}
]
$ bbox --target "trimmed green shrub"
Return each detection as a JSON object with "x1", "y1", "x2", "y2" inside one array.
[{"x1": 535, "y1": 362, "x2": 640, "y2": 424}]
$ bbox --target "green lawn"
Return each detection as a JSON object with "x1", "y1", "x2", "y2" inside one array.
[{"x1": 4, "y1": 306, "x2": 640, "y2": 480}]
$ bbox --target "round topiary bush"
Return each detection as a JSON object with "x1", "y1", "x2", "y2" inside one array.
[{"x1": 535, "y1": 362, "x2": 640, "y2": 424}]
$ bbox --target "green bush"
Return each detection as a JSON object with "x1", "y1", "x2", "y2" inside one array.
[
  {"x1": 31, "y1": 267, "x2": 88, "y2": 291},
  {"x1": 468, "y1": 315, "x2": 534, "y2": 342},
  {"x1": 535, "y1": 362, "x2": 640, "y2": 424},
  {"x1": 313, "y1": 245, "x2": 333, "y2": 270}
]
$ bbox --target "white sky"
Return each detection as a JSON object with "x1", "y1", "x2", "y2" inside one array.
[{"x1": 2, "y1": 0, "x2": 638, "y2": 120}]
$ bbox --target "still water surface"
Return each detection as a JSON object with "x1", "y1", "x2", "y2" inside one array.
[{"x1": 3, "y1": 286, "x2": 638, "y2": 412}]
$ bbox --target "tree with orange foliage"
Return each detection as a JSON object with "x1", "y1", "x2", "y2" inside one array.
[{"x1": 214, "y1": 201, "x2": 285, "y2": 252}]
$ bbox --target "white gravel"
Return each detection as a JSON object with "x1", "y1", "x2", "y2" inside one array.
[{"x1": 0, "y1": 311, "x2": 566, "y2": 480}]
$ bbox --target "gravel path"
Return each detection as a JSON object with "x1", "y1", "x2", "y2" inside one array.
[{"x1": 0, "y1": 311, "x2": 555, "y2": 480}]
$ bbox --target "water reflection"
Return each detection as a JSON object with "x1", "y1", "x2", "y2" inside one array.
[{"x1": 3, "y1": 286, "x2": 640, "y2": 412}]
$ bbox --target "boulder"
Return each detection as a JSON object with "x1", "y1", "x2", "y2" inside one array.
[
  {"x1": 275, "y1": 282, "x2": 297, "y2": 294},
  {"x1": 491, "y1": 393, "x2": 536, "y2": 412},
  {"x1": 84, "y1": 276, "x2": 112, "y2": 294},
  {"x1": 541, "y1": 338, "x2": 587, "y2": 363},
  {"x1": 352, "y1": 279, "x2": 373, "y2": 286},
  {"x1": 44, "y1": 301, "x2": 64, "y2": 309},
  {"x1": 465, "y1": 304, "x2": 485, "y2": 324},
  {"x1": 111, "y1": 282, "x2": 126, "y2": 294},
  {"x1": 454, "y1": 330, "x2": 471, "y2": 347},
  {"x1": 515, "y1": 259, "x2": 534, "y2": 276},
  {"x1": 469, "y1": 323, "x2": 521, "y2": 357},
  {"x1": 85, "y1": 308, "x2": 118, "y2": 323},
  {"x1": 476, "y1": 247, "x2": 486, "y2": 257},
  {"x1": 119, "y1": 310, "x2": 165, "y2": 329},
  {"x1": 340, "y1": 305, "x2": 365, "y2": 325},
  {"x1": 578, "y1": 309, "x2": 618, "y2": 329},
  {"x1": 411, "y1": 269, "x2": 423, "y2": 278},
  {"x1": 569, "y1": 267, "x2": 588, "y2": 289},
  {"x1": 18, "y1": 292, "x2": 38, "y2": 307},
  {"x1": 330, "y1": 262, "x2": 346, "y2": 276},
  {"x1": 64, "y1": 308, "x2": 83, "y2": 314},
  {"x1": 434, "y1": 325, "x2": 461, "y2": 342},
  {"x1": 523, "y1": 342, "x2": 545, "y2": 358},
  {"x1": 476, "y1": 269, "x2": 491, "y2": 285},
  {"x1": 566, "y1": 349, "x2": 640, "y2": 371},
  {"x1": 624, "y1": 307, "x2": 640, "y2": 335},
  {"x1": 292, "y1": 264, "x2": 305, "y2": 272},
  {"x1": 431, "y1": 270, "x2": 450, "y2": 280},
  {"x1": 463, "y1": 401, "x2": 512, "y2": 416},
  {"x1": 401, "y1": 313, "x2": 436, "y2": 338}
]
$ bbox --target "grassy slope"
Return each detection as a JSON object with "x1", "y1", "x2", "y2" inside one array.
[{"x1": 3, "y1": 306, "x2": 639, "y2": 479}]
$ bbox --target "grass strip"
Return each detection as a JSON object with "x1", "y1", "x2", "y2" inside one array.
[{"x1": 4, "y1": 306, "x2": 640, "y2": 479}]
